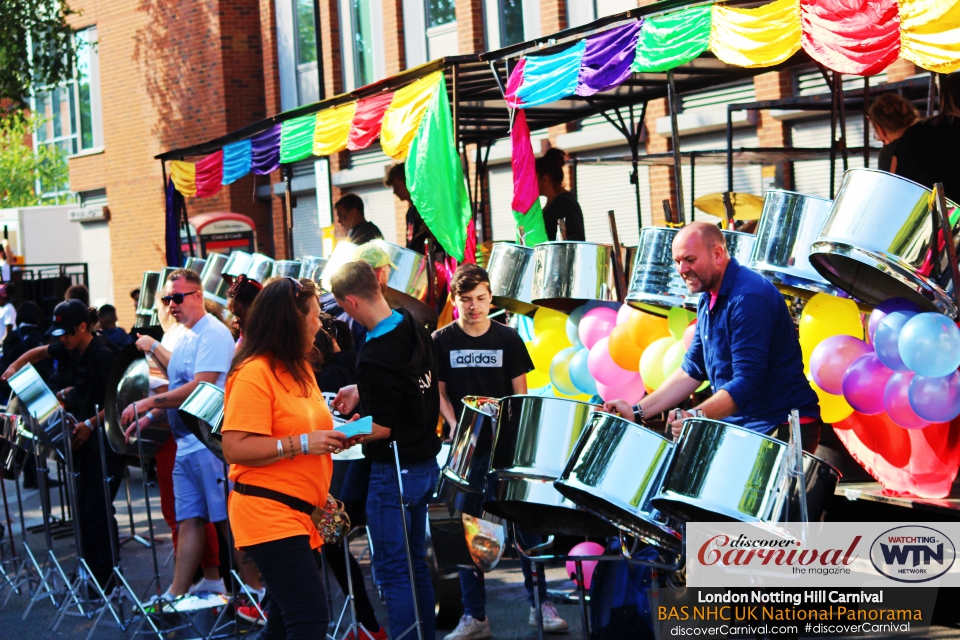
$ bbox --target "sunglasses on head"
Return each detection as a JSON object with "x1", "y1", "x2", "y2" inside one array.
[
  {"x1": 286, "y1": 276, "x2": 303, "y2": 291},
  {"x1": 161, "y1": 290, "x2": 201, "y2": 306}
]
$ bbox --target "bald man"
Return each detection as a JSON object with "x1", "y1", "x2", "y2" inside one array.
[{"x1": 605, "y1": 222, "x2": 822, "y2": 452}]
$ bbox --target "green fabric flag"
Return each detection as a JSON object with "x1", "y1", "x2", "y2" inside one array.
[
  {"x1": 513, "y1": 200, "x2": 548, "y2": 245},
  {"x1": 280, "y1": 114, "x2": 316, "y2": 164},
  {"x1": 406, "y1": 77, "x2": 472, "y2": 261},
  {"x1": 632, "y1": 5, "x2": 712, "y2": 73}
]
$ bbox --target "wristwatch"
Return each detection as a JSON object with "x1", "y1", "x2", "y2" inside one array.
[{"x1": 631, "y1": 404, "x2": 645, "y2": 424}]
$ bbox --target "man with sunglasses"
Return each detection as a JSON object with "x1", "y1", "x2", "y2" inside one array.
[{"x1": 120, "y1": 269, "x2": 238, "y2": 604}]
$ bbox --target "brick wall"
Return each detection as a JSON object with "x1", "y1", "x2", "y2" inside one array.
[
  {"x1": 754, "y1": 71, "x2": 793, "y2": 190},
  {"x1": 456, "y1": 0, "x2": 485, "y2": 55},
  {"x1": 645, "y1": 98, "x2": 676, "y2": 226}
]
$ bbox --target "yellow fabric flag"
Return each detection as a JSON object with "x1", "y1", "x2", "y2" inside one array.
[
  {"x1": 170, "y1": 161, "x2": 197, "y2": 197},
  {"x1": 312, "y1": 101, "x2": 358, "y2": 156},
  {"x1": 899, "y1": 0, "x2": 960, "y2": 73},
  {"x1": 710, "y1": 0, "x2": 802, "y2": 68},
  {"x1": 380, "y1": 71, "x2": 443, "y2": 160}
]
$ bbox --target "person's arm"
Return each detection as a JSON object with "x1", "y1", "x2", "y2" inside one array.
[
  {"x1": 120, "y1": 371, "x2": 219, "y2": 426},
  {"x1": 511, "y1": 373, "x2": 527, "y2": 395},
  {"x1": 353, "y1": 366, "x2": 401, "y2": 444},
  {"x1": 438, "y1": 381, "x2": 458, "y2": 430},
  {"x1": 136, "y1": 335, "x2": 171, "y2": 370},
  {"x1": 222, "y1": 429, "x2": 349, "y2": 467},
  {"x1": 890, "y1": 156, "x2": 898, "y2": 174},
  {"x1": 1, "y1": 344, "x2": 51, "y2": 381}
]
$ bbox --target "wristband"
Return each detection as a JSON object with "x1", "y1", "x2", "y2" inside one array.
[
  {"x1": 632, "y1": 404, "x2": 645, "y2": 424},
  {"x1": 300, "y1": 433, "x2": 309, "y2": 456},
  {"x1": 277, "y1": 439, "x2": 284, "y2": 460},
  {"x1": 83, "y1": 419, "x2": 91, "y2": 431},
  {"x1": 150, "y1": 342, "x2": 159, "y2": 354},
  {"x1": 145, "y1": 411, "x2": 156, "y2": 424}
]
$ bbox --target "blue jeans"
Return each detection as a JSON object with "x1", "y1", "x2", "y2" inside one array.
[
  {"x1": 367, "y1": 458, "x2": 439, "y2": 639},
  {"x1": 460, "y1": 530, "x2": 549, "y2": 619}
]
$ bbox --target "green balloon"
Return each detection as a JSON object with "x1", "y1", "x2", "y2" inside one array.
[
  {"x1": 662, "y1": 339, "x2": 687, "y2": 378},
  {"x1": 668, "y1": 307, "x2": 692, "y2": 340}
]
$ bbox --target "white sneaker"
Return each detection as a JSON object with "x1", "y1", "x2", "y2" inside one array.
[
  {"x1": 188, "y1": 577, "x2": 226, "y2": 595},
  {"x1": 143, "y1": 591, "x2": 176, "y2": 613},
  {"x1": 444, "y1": 614, "x2": 492, "y2": 640},
  {"x1": 529, "y1": 602, "x2": 569, "y2": 633}
]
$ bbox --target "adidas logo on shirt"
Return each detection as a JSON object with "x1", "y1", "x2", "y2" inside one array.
[{"x1": 450, "y1": 350, "x2": 503, "y2": 368}]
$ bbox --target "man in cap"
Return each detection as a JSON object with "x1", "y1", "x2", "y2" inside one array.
[{"x1": 3, "y1": 299, "x2": 124, "y2": 589}]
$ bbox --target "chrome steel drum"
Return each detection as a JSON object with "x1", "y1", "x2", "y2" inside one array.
[
  {"x1": 105, "y1": 345, "x2": 168, "y2": 457},
  {"x1": 1, "y1": 414, "x2": 28, "y2": 480},
  {"x1": 179, "y1": 382, "x2": 225, "y2": 462},
  {"x1": 809, "y1": 169, "x2": 960, "y2": 315},
  {"x1": 484, "y1": 396, "x2": 616, "y2": 537},
  {"x1": 683, "y1": 230, "x2": 758, "y2": 310},
  {"x1": 9, "y1": 364, "x2": 60, "y2": 426},
  {"x1": 184, "y1": 257, "x2": 206, "y2": 275},
  {"x1": 487, "y1": 243, "x2": 537, "y2": 315},
  {"x1": 374, "y1": 241, "x2": 437, "y2": 325},
  {"x1": 623, "y1": 245, "x2": 638, "y2": 275},
  {"x1": 438, "y1": 396, "x2": 500, "y2": 517},
  {"x1": 299, "y1": 256, "x2": 327, "y2": 283},
  {"x1": 271, "y1": 260, "x2": 302, "y2": 279},
  {"x1": 320, "y1": 242, "x2": 360, "y2": 292},
  {"x1": 223, "y1": 251, "x2": 253, "y2": 279},
  {"x1": 246, "y1": 253, "x2": 275, "y2": 283},
  {"x1": 136, "y1": 271, "x2": 162, "y2": 316},
  {"x1": 200, "y1": 253, "x2": 230, "y2": 305},
  {"x1": 626, "y1": 227, "x2": 685, "y2": 316},
  {"x1": 555, "y1": 412, "x2": 681, "y2": 550},
  {"x1": 652, "y1": 419, "x2": 840, "y2": 524},
  {"x1": 531, "y1": 242, "x2": 617, "y2": 313},
  {"x1": 749, "y1": 191, "x2": 841, "y2": 299}
]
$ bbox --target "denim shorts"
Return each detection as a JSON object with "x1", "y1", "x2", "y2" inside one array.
[{"x1": 172, "y1": 447, "x2": 228, "y2": 523}]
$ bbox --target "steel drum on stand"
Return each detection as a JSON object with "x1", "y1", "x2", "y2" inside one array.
[
  {"x1": 179, "y1": 382, "x2": 225, "y2": 462},
  {"x1": 184, "y1": 257, "x2": 206, "y2": 275},
  {"x1": 373, "y1": 240, "x2": 436, "y2": 323},
  {"x1": 200, "y1": 253, "x2": 230, "y2": 305},
  {"x1": 299, "y1": 256, "x2": 327, "y2": 283},
  {"x1": 134, "y1": 271, "x2": 161, "y2": 329},
  {"x1": 487, "y1": 243, "x2": 537, "y2": 315},
  {"x1": 438, "y1": 397, "x2": 500, "y2": 517},
  {"x1": 531, "y1": 242, "x2": 617, "y2": 313},
  {"x1": 556, "y1": 412, "x2": 681, "y2": 550},
  {"x1": 104, "y1": 345, "x2": 168, "y2": 457},
  {"x1": 809, "y1": 169, "x2": 960, "y2": 315},
  {"x1": 684, "y1": 230, "x2": 757, "y2": 310},
  {"x1": 246, "y1": 253, "x2": 275, "y2": 283},
  {"x1": 652, "y1": 418, "x2": 840, "y2": 525},
  {"x1": 626, "y1": 227, "x2": 686, "y2": 315},
  {"x1": 484, "y1": 396, "x2": 616, "y2": 537},
  {"x1": 271, "y1": 260, "x2": 302, "y2": 279},
  {"x1": 223, "y1": 251, "x2": 253, "y2": 280}
]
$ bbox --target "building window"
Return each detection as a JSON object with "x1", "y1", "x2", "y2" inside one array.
[
  {"x1": 295, "y1": 0, "x2": 320, "y2": 104},
  {"x1": 426, "y1": 0, "x2": 455, "y2": 28},
  {"x1": 499, "y1": 0, "x2": 525, "y2": 47},
  {"x1": 352, "y1": 0, "x2": 375, "y2": 87}
]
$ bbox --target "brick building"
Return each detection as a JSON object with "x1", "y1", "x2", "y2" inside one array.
[{"x1": 44, "y1": 0, "x2": 922, "y2": 324}]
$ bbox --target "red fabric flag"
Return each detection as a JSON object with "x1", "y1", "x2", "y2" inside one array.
[
  {"x1": 348, "y1": 92, "x2": 394, "y2": 151},
  {"x1": 194, "y1": 150, "x2": 224, "y2": 198},
  {"x1": 800, "y1": 0, "x2": 901, "y2": 76}
]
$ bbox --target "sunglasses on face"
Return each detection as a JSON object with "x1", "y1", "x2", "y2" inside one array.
[{"x1": 161, "y1": 290, "x2": 201, "y2": 306}]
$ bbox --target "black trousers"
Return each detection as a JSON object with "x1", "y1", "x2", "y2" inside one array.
[
  {"x1": 322, "y1": 540, "x2": 380, "y2": 631},
  {"x1": 771, "y1": 419, "x2": 823, "y2": 455},
  {"x1": 74, "y1": 432, "x2": 125, "y2": 586},
  {"x1": 246, "y1": 535, "x2": 330, "y2": 640}
]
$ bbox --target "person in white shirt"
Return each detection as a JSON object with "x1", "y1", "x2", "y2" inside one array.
[{"x1": 0, "y1": 285, "x2": 17, "y2": 344}]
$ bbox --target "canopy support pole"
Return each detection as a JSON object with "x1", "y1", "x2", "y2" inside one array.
[
  {"x1": 726, "y1": 105, "x2": 734, "y2": 193},
  {"x1": 690, "y1": 152, "x2": 696, "y2": 222},
  {"x1": 837, "y1": 73, "x2": 849, "y2": 172},
  {"x1": 283, "y1": 165, "x2": 294, "y2": 259},
  {"x1": 863, "y1": 76, "x2": 870, "y2": 168},
  {"x1": 667, "y1": 71, "x2": 685, "y2": 224},
  {"x1": 927, "y1": 72, "x2": 937, "y2": 117},
  {"x1": 820, "y1": 65, "x2": 838, "y2": 199}
]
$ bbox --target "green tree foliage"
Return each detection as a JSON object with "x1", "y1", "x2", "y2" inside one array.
[
  {"x1": 0, "y1": 111, "x2": 72, "y2": 207},
  {"x1": 0, "y1": 0, "x2": 76, "y2": 106}
]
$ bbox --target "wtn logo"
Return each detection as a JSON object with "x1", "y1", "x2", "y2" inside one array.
[{"x1": 870, "y1": 526, "x2": 956, "y2": 583}]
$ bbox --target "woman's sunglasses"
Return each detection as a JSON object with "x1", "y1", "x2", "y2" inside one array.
[{"x1": 161, "y1": 290, "x2": 201, "y2": 306}]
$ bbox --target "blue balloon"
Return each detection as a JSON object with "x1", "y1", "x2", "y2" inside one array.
[
  {"x1": 566, "y1": 305, "x2": 586, "y2": 347},
  {"x1": 874, "y1": 311, "x2": 917, "y2": 371},
  {"x1": 909, "y1": 371, "x2": 960, "y2": 423},
  {"x1": 899, "y1": 312, "x2": 960, "y2": 377},
  {"x1": 514, "y1": 313, "x2": 535, "y2": 342},
  {"x1": 549, "y1": 346, "x2": 581, "y2": 396},
  {"x1": 568, "y1": 348, "x2": 597, "y2": 396}
]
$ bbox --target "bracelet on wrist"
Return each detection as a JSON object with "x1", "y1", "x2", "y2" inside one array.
[
  {"x1": 145, "y1": 411, "x2": 156, "y2": 423},
  {"x1": 300, "y1": 433, "x2": 309, "y2": 456},
  {"x1": 287, "y1": 436, "x2": 296, "y2": 457},
  {"x1": 277, "y1": 438, "x2": 284, "y2": 460},
  {"x1": 150, "y1": 342, "x2": 159, "y2": 354},
  {"x1": 632, "y1": 404, "x2": 645, "y2": 424}
]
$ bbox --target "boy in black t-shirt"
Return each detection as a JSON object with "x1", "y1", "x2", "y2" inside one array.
[{"x1": 433, "y1": 265, "x2": 568, "y2": 640}]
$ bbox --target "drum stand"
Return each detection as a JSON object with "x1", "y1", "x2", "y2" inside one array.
[
  {"x1": 391, "y1": 442, "x2": 425, "y2": 640},
  {"x1": 0, "y1": 473, "x2": 20, "y2": 596},
  {"x1": 328, "y1": 531, "x2": 379, "y2": 640},
  {"x1": 120, "y1": 467, "x2": 152, "y2": 549},
  {"x1": 2, "y1": 460, "x2": 44, "y2": 609}
]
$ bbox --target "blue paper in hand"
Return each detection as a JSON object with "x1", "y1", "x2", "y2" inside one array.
[{"x1": 335, "y1": 415, "x2": 373, "y2": 439}]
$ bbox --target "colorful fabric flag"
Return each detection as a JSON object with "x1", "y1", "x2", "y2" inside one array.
[
  {"x1": 251, "y1": 125, "x2": 281, "y2": 174},
  {"x1": 382, "y1": 72, "x2": 443, "y2": 159},
  {"x1": 169, "y1": 161, "x2": 196, "y2": 197},
  {"x1": 800, "y1": 0, "x2": 901, "y2": 76},
  {"x1": 280, "y1": 115, "x2": 316, "y2": 163},
  {"x1": 576, "y1": 22, "x2": 642, "y2": 96},
  {"x1": 349, "y1": 92, "x2": 394, "y2": 150},
  {"x1": 194, "y1": 150, "x2": 223, "y2": 198},
  {"x1": 509, "y1": 41, "x2": 586, "y2": 108},
  {"x1": 165, "y1": 178, "x2": 184, "y2": 266},
  {"x1": 313, "y1": 101, "x2": 357, "y2": 156},
  {"x1": 510, "y1": 110, "x2": 548, "y2": 246},
  {"x1": 222, "y1": 139, "x2": 252, "y2": 185},
  {"x1": 899, "y1": 0, "x2": 960, "y2": 73},
  {"x1": 632, "y1": 6, "x2": 712, "y2": 72},
  {"x1": 710, "y1": 0, "x2": 803, "y2": 68}
]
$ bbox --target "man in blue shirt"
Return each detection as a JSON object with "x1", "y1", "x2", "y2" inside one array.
[{"x1": 605, "y1": 222, "x2": 821, "y2": 452}]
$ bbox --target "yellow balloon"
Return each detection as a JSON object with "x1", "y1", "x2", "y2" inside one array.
[
  {"x1": 640, "y1": 336, "x2": 676, "y2": 392},
  {"x1": 697, "y1": 380, "x2": 710, "y2": 392},
  {"x1": 528, "y1": 368, "x2": 550, "y2": 389},
  {"x1": 808, "y1": 375, "x2": 854, "y2": 424},
  {"x1": 608, "y1": 324, "x2": 644, "y2": 372},
  {"x1": 529, "y1": 329, "x2": 572, "y2": 372},
  {"x1": 798, "y1": 293, "x2": 863, "y2": 355},
  {"x1": 626, "y1": 309, "x2": 671, "y2": 350},
  {"x1": 662, "y1": 339, "x2": 687, "y2": 379},
  {"x1": 533, "y1": 307, "x2": 568, "y2": 335}
]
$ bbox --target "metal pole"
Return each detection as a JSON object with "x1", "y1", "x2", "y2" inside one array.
[
  {"x1": 629, "y1": 102, "x2": 647, "y2": 232},
  {"x1": 928, "y1": 71, "x2": 937, "y2": 117},
  {"x1": 829, "y1": 72, "x2": 838, "y2": 199},
  {"x1": 690, "y1": 152, "x2": 696, "y2": 222},
  {"x1": 666, "y1": 71, "x2": 685, "y2": 224},
  {"x1": 863, "y1": 75, "x2": 870, "y2": 168},
  {"x1": 726, "y1": 106, "x2": 734, "y2": 193},
  {"x1": 283, "y1": 165, "x2": 295, "y2": 259},
  {"x1": 837, "y1": 73, "x2": 849, "y2": 172},
  {"x1": 391, "y1": 443, "x2": 424, "y2": 640}
]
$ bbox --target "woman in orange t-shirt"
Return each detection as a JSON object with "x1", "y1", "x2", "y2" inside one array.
[{"x1": 222, "y1": 277, "x2": 349, "y2": 640}]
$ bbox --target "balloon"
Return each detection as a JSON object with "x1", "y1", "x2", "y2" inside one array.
[
  {"x1": 533, "y1": 307, "x2": 567, "y2": 335},
  {"x1": 683, "y1": 322, "x2": 697, "y2": 350},
  {"x1": 809, "y1": 335, "x2": 871, "y2": 395},
  {"x1": 662, "y1": 339, "x2": 687, "y2": 379},
  {"x1": 867, "y1": 297, "x2": 921, "y2": 344},
  {"x1": 569, "y1": 348, "x2": 598, "y2": 396},
  {"x1": 626, "y1": 309, "x2": 671, "y2": 350},
  {"x1": 640, "y1": 337, "x2": 676, "y2": 392},
  {"x1": 528, "y1": 368, "x2": 550, "y2": 389},
  {"x1": 529, "y1": 329, "x2": 571, "y2": 372},
  {"x1": 842, "y1": 354, "x2": 895, "y2": 415},
  {"x1": 566, "y1": 542, "x2": 605, "y2": 590},
  {"x1": 909, "y1": 371, "x2": 960, "y2": 423},
  {"x1": 798, "y1": 293, "x2": 863, "y2": 357},
  {"x1": 668, "y1": 307, "x2": 694, "y2": 340},
  {"x1": 873, "y1": 311, "x2": 918, "y2": 371},
  {"x1": 899, "y1": 312, "x2": 960, "y2": 377},
  {"x1": 578, "y1": 307, "x2": 618, "y2": 350},
  {"x1": 883, "y1": 372, "x2": 931, "y2": 430},
  {"x1": 549, "y1": 346, "x2": 581, "y2": 397},
  {"x1": 587, "y1": 337, "x2": 632, "y2": 387},
  {"x1": 616, "y1": 303, "x2": 632, "y2": 326},
  {"x1": 808, "y1": 376, "x2": 854, "y2": 424},
  {"x1": 585, "y1": 300, "x2": 621, "y2": 312},
  {"x1": 608, "y1": 324, "x2": 643, "y2": 372},
  {"x1": 566, "y1": 305, "x2": 586, "y2": 347},
  {"x1": 596, "y1": 376, "x2": 645, "y2": 404}
]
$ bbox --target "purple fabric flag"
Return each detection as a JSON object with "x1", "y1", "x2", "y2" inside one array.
[
  {"x1": 575, "y1": 21, "x2": 643, "y2": 97},
  {"x1": 251, "y1": 124, "x2": 281, "y2": 175},
  {"x1": 165, "y1": 178, "x2": 184, "y2": 267}
]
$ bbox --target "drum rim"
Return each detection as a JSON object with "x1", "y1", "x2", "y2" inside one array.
[
  {"x1": 533, "y1": 240, "x2": 613, "y2": 248},
  {"x1": 500, "y1": 394, "x2": 601, "y2": 409},
  {"x1": 762, "y1": 188, "x2": 833, "y2": 204},
  {"x1": 489, "y1": 242, "x2": 534, "y2": 254}
]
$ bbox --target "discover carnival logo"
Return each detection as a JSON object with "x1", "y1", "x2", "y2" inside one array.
[{"x1": 869, "y1": 526, "x2": 956, "y2": 583}]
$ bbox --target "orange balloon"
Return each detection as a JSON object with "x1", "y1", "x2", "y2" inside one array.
[
  {"x1": 626, "y1": 309, "x2": 671, "y2": 350},
  {"x1": 608, "y1": 324, "x2": 644, "y2": 372}
]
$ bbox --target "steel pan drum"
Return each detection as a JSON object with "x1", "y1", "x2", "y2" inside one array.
[
  {"x1": 1, "y1": 413, "x2": 28, "y2": 479},
  {"x1": 531, "y1": 242, "x2": 617, "y2": 313},
  {"x1": 246, "y1": 253, "x2": 275, "y2": 283},
  {"x1": 271, "y1": 260, "x2": 302, "y2": 279},
  {"x1": 749, "y1": 191, "x2": 840, "y2": 299},
  {"x1": 683, "y1": 230, "x2": 758, "y2": 310},
  {"x1": 179, "y1": 382, "x2": 225, "y2": 462},
  {"x1": 555, "y1": 412, "x2": 681, "y2": 550},
  {"x1": 299, "y1": 256, "x2": 327, "y2": 283},
  {"x1": 652, "y1": 419, "x2": 840, "y2": 524},
  {"x1": 200, "y1": 253, "x2": 230, "y2": 305},
  {"x1": 184, "y1": 257, "x2": 206, "y2": 275},
  {"x1": 223, "y1": 251, "x2": 253, "y2": 279},
  {"x1": 809, "y1": 169, "x2": 960, "y2": 315},
  {"x1": 105, "y1": 345, "x2": 168, "y2": 457},
  {"x1": 626, "y1": 227, "x2": 685, "y2": 315},
  {"x1": 373, "y1": 240, "x2": 436, "y2": 323},
  {"x1": 9, "y1": 364, "x2": 60, "y2": 426},
  {"x1": 487, "y1": 243, "x2": 537, "y2": 315},
  {"x1": 438, "y1": 396, "x2": 500, "y2": 517},
  {"x1": 484, "y1": 396, "x2": 616, "y2": 537}
]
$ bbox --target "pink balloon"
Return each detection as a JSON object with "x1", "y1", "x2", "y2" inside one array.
[
  {"x1": 884, "y1": 371, "x2": 931, "y2": 430},
  {"x1": 683, "y1": 322, "x2": 697, "y2": 350},
  {"x1": 810, "y1": 335, "x2": 872, "y2": 395},
  {"x1": 578, "y1": 307, "x2": 618, "y2": 350},
  {"x1": 596, "y1": 375, "x2": 645, "y2": 405},
  {"x1": 587, "y1": 337, "x2": 632, "y2": 386},
  {"x1": 616, "y1": 303, "x2": 633, "y2": 326},
  {"x1": 566, "y1": 541, "x2": 605, "y2": 590},
  {"x1": 842, "y1": 354, "x2": 895, "y2": 416}
]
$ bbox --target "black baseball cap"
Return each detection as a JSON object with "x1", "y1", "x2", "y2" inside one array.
[{"x1": 51, "y1": 299, "x2": 89, "y2": 337}]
